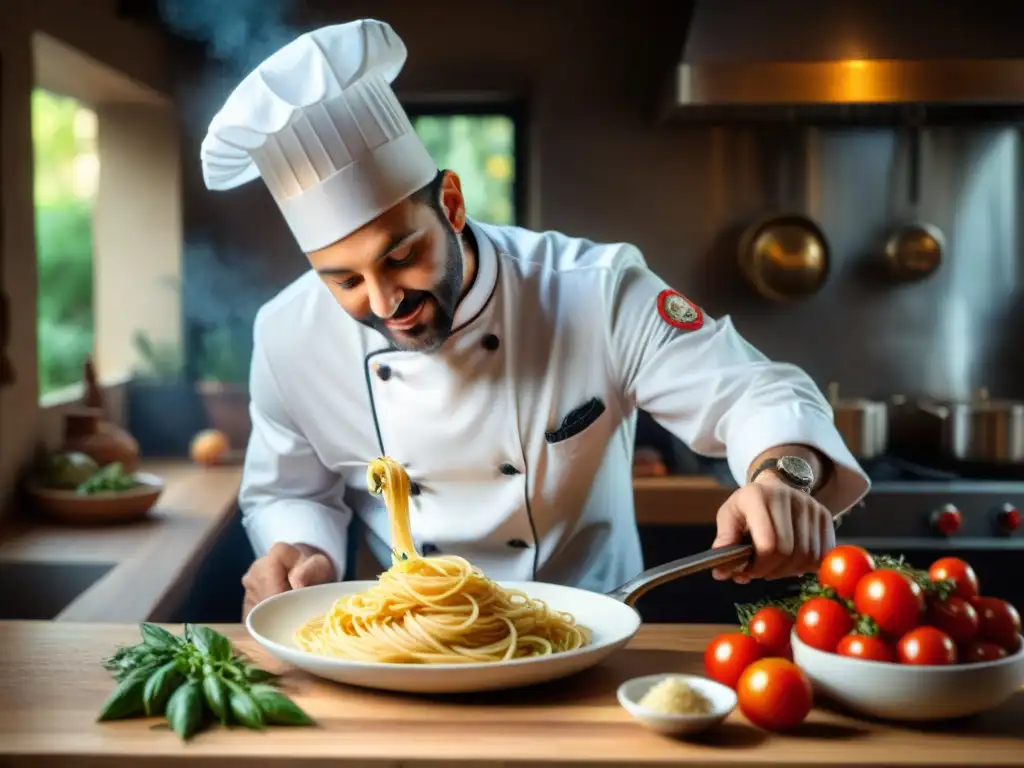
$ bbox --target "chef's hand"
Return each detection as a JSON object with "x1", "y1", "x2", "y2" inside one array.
[
  {"x1": 241, "y1": 542, "x2": 335, "y2": 619},
  {"x1": 711, "y1": 472, "x2": 836, "y2": 583}
]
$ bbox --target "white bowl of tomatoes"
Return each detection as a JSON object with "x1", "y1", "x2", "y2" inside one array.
[{"x1": 789, "y1": 548, "x2": 1024, "y2": 722}]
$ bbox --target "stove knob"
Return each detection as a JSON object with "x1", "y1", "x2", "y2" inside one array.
[
  {"x1": 931, "y1": 504, "x2": 962, "y2": 536},
  {"x1": 996, "y1": 504, "x2": 1021, "y2": 535}
]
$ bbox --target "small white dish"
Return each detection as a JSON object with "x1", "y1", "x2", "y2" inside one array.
[{"x1": 617, "y1": 673, "x2": 737, "y2": 736}]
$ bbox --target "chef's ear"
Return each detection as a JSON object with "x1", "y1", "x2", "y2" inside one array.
[{"x1": 438, "y1": 170, "x2": 467, "y2": 233}]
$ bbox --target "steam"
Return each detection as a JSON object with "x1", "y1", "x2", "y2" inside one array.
[
  {"x1": 182, "y1": 242, "x2": 281, "y2": 382},
  {"x1": 156, "y1": 0, "x2": 303, "y2": 74},
  {"x1": 154, "y1": 0, "x2": 311, "y2": 382}
]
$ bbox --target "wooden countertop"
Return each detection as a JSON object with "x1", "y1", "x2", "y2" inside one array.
[
  {"x1": 0, "y1": 461, "x2": 243, "y2": 622},
  {"x1": 0, "y1": 622, "x2": 1020, "y2": 767}
]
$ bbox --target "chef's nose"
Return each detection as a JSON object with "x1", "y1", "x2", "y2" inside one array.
[{"x1": 366, "y1": 278, "x2": 401, "y2": 319}]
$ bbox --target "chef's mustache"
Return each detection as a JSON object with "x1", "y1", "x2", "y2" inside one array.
[{"x1": 388, "y1": 290, "x2": 430, "y2": 319}]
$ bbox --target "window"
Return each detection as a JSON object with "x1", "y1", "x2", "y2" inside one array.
[
  {"x1": 408, "y1": 105, "x2": 523, "y2": 226},
  {"x1": 32, "y1": 89, "x2": 99, "y2": 399},
  {"x1": 31, "y1": 33, "x2": 183, "y2": 409}
]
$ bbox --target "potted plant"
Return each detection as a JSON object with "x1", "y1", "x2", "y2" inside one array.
[
  {"x1": 194, "y1": 323, "x2": 252, "y2": 452},
  {"x1": 124, "y1": 331, "x2": 207, "y2": 458}
]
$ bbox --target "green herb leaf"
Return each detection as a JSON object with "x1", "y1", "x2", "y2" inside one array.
[
  {"x1": 103, "y1": 643, "x2": 175, "y2": 682},
  {"x1": 853, "y1": 613, "x2": 880, "y2": 636},
  {"x1": 140, "y1": 623, "x2": 181, "y2": 652},
  {"x1": 190, "y1": 625, "x2": 232, "y2": 663},
  {"x1": 242, "y1": 666, "x2": 277, "y2": 683},
  {"x1": 734, "y1": 594, "x2": 802, "y2": 631},
  {"x1": 97, "y1": 667, "x2": 149, "y2": 721},
  {"x1": 166, "y1": 680, "x2": 206, "y2": 741},
  {"x1": 202, "y1": 673, "x2": 229, "y2": 726},
  {"x1": 143, "y1": 661, "x2": 184, "y2": 716},
  {"x1": 225, "y1": 679, "x2": 264, "y2": 730},
  {"x1": 249, "y1": 684, "x2": 314, "y2": 726}
]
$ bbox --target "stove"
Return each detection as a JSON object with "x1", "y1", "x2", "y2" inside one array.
[{"x1": 833, "y1": 456, "x2": 1024, "y2": 548}]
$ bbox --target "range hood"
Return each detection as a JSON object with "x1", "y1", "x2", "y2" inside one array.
[{"x1": 665, "y1": 0, "x2": 1024, "y2": 122}]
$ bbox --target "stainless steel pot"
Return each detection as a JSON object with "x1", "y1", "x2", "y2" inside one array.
[
  {"x1": 918, "y1": 388, "x2": 1024, "y2": 464},
  {"x1": 827, "y1": 382, "x2": 889, "y2": 460}
]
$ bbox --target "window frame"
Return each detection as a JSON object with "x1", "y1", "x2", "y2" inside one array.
[{"x1": 402, "y1": 99, "x2": 528, "y2": 228}]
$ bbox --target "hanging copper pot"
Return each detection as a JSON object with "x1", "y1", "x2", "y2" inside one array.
[{"x1": 738, "y1": 128, "x2": 830, "y2": 303}]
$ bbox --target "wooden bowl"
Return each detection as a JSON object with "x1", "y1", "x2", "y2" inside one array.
[{"x1": 26, "y1": 472, "x2": 164, "y2": 525}]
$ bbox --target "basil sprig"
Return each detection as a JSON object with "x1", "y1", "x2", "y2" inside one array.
[{"x1": 98, "y1": 622, "x2": 313, "y2": 740}]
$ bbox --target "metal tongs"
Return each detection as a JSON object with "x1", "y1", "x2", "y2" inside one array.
[
  {"x1": 606, "y1": 543, "x2": 754, "y2": 607},
  {"x1": 606, "y1": 508, "x2": 847, "y2": 606}
]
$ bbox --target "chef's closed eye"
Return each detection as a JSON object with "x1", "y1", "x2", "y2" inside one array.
[
  {"x1": 545, "y1": 397, "x2": 607, "y2": 444},
  {"x1": 385, "y1": 246, "x2": 416, "y2": 268}
]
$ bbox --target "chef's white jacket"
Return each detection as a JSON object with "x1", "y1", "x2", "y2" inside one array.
[{"x1": 238, "y1": 218, "x2": 870, "y2": 593}]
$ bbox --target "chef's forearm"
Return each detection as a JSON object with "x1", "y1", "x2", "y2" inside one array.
[{"x1": 746, "y1": 443, "x2": 834, "y2": 493}]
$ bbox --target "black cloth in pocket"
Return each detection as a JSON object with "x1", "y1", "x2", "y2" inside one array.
[{"x1": 545, "y1": 397, "x2": 606, "y2": 444}]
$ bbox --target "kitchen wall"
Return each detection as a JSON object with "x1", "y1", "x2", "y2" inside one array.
[
  {"x1": 171, "y1": 0, "x2": 1024, "y2": 410},
  {"x1": 0, "y1": 0, "x2": 171, "y2": 514},
  {"x1": 4, "y1": 0, "x2": 1024, "y2": 513}
]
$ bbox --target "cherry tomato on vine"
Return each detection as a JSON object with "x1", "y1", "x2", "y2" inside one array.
[
  {"x1": 928, "y1": 557, "x2": 980, "y2": 600},
  {"x1": 704, "y1": 632, "x2": 764, "y2": 689},
  {"x1": 836, "y1": 633, "x2": 894, "y2": 662},
  {"x1": 737, "y1": 658, "x2": 813, "y2": 731},
  {"x1": 818, "y1": 545, "x2": 875, "y2": 600},
  {"x1": 926, "y1": 596, "x2": 979, "y2": 645},
  {"x1": 854, "y1": 569, "x2": 924, "y2": 638},
  {"x1": 960, "y1": 641, "x2": 1008, "y2": 663},
  {"x1": 796, "y1": 597, "x2": 853, "y2": 653},
  {"x1": 970, "y1": 597, "x2": 1022, "y2": 653},
  {"x1": 748, "y1": 606, "x2": 794, "y2": 658},
  {"x1": 897, "y1": 626, "x2": 957, "y2": 665}
]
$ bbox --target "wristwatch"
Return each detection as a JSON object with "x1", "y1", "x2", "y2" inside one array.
[{"x1": 750, "y1": 456, "x2": 815, "y2": 494}]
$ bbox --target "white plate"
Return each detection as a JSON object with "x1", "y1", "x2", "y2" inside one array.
[{"x1": 246, "y1": 580, "x2": 642, "y2": 694}]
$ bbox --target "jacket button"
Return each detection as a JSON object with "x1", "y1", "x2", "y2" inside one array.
[
  {"x1": 422, "y1": 543, "x2": 440, "y2": 555},
  {"x1": 375, "y1": 364, "x2": 392, "y2": 381},
  {"x1": 499, "y1": 463, "x2": 520, "y2": 476},
  {"x1": 410, "y1": 482, "x2": 421, "y2": 496},
  {"x1": 482, "y1": 334, "x2": 500, "y2": 351},
  {"x1": 507, "y1": 539, "x2": 529, "y2": 549}
]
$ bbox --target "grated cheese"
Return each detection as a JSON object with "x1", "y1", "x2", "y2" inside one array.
[{"x1": 638, "y1": 676, "x2": 713, "y2": 715}]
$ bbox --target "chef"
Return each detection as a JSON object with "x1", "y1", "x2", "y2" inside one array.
[{"x1": 200, "y1": 19, "x2": 871, "y2": 618}]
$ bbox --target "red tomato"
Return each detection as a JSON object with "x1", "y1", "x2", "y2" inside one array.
[
  {"x1": 749, "y1": 606, "x2": 794, "y2": 657},
  {"x1": 970, "y1": 597, "x2": 1022, "y2": 653},
  {"x1": 704, "y1": 632, "x2": 764, "y2": 689},
  {"x1": 737, "y1": 658, "x2": 813, "y2": 731},
  {"x1": 817, "y1": 545, "x2": 875, "y2": 600},
  {"x1": 795, "y1": 597, "x2": 854, "y2": 653},
  {"x1": 854, "y1": 570, "x2": 925, "y2": 638},
  {"x1": 897, "y1": 626, "x2": 957, "y2": 665},
  {"x1": 960, "y1": 641, "x2": 1009, "y2": 663},
  {"x1": 836, "y1": 633, "x2": 894, "y2": 662},
  {"x1": 926, "y1": 596, "x2": 979, "y2": 645},
  {"x1": 928, "y1": 557, "x2": 980, "y2": 600}
]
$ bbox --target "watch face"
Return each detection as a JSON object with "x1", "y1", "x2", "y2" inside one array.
[{"x1": 778, "y1": 456, "x2": 814, "y2": 486}]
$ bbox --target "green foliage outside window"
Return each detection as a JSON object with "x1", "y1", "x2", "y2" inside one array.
[
  {"x1": 32, "y1": 89, "x2": 98, "y2": 398},
  {"x1": 411, "y1": 114, "x2": 517, "y2": 226}
]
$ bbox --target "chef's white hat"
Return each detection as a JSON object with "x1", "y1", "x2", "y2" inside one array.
[{"x1": 200, "y1": 19, "x2": 438, "y2": 253}]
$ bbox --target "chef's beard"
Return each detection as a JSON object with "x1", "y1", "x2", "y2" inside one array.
[{"x1": 361, "y1": 222, "x2": 463, "y2": 353}]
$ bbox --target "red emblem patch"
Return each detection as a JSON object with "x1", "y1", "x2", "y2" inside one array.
[{"x1": 657, "y1": 289, "x2": 704, "y2": 331}]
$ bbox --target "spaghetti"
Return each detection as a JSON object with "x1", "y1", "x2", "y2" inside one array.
[{"x1": 293, "y1": 457, "x2": 590, "y2": 663}]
